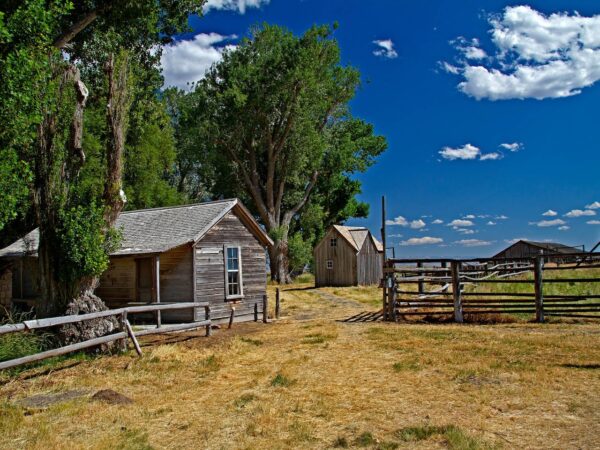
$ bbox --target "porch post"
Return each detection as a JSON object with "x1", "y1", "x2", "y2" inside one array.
[{"x1": 155, "y1": 255, "x2": 161, "y2": 328}]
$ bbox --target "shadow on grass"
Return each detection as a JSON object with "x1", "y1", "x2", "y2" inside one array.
[{"x1": 560, "y1": 363, "x2": 600, "y2": 370}]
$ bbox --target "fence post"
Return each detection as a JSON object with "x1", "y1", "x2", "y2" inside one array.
[
  {"x1": 205, "y1": 305, "x2": 211, "y2": 337},
  {"x1": 262, "y1": 294, "x2": 268, "y2": 323},
  {"x1": 388, "y1": 276, "x2": 397, "y2": 321},
  {"x1": 254, "y1": 302, "x2": 258, "y2": 322},
  {"x1": 417, "y1": 262, "x2": 424, "y2": 295},
  {"x1": 451, "y1": 261, "x2": 464, "y2": 323},
  {"x1": 534, "y1": 256, "x2": 544, "y2": 323},
  {"x1": 275, "y1": 288, "x2": 281, "y2": 319},
  {"x1": 119, "y1": 311, "x2": 128, "y2": 353}
]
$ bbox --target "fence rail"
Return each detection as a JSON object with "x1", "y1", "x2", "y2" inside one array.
[
  {"x1": 0, "y1": 302, "x2": 211, "y2": 371},
  {"x1": 381, "y1": 252, "x2": 600, "y2": 323}
]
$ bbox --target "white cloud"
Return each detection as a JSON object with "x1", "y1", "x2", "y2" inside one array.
[
  {"x1": 529, "y1": 218, "x2": 567, "y2": 227},
  {"x1": 564, "y1": 209, "x2": 596, "y2": 217},
  {"x1": 439, "y1": 143, "x2": 480, "y2": 160},
  {"x1": 399, "y1": 237, "x2": 444, "y2": 246},
  {"x1": 409, "y1": 219, "x2": 426, "y2": 229},
  {"x1": 487, "y1": 221, "x2": 497, "y2": 225},
  {"x1": 505, "y1": 237, "x2": 528, "y2": 244},
  {"x1": 448, "y1": 219, "x2": 474, "y2": 227},
  {"x1": 455, "y1": 228, "x2": 475, "y2": 235},
  {"x1": 386, "y1": 216, "x2": 426, "y2": 229},
  {"x1": 455, "y1": 239, "x2": 493, "y2": 247},
  {"x1": 500, "y1": 142, "x2": 523, "y2": 152},
  {"x1": 373, "y1": 39, "x2": 398, "y2": 59},
  {"x1": 480, "y1": 152, "x2": 503, "y2": 161},
  {"x1": 448, "y1": 6, "x2": 600, "y2": 100},
  {"x1": 463, "y1": 214, "x2": 475, "y2": 219},
  {"x1": 432, "y1": 219, "x2": 444, "y2": 225},
  {"x1": 495, "y1": 215, "x2": 509, "y2": 220},
  {"x1": 442, "y1": 62, "x2": 460, "y2": 74},
  {"x1": 587, "y1": 220, "x2": 600, "y2": 225},
  {"x1": 161, "y1": 33, "x2": 236, "y2": 91},
  {"x1": 558, "y1": 225, "x2": 570, "y2": 231},
  {"x1": 388, "y1": 233, "x2": 403, "y2": 238},
  {"x1": 542, "y1": 209, "x2": 558, "y2": 216},
  {"x1": 586, "y1": 201, "x2": 600, "y2": 209},
  {"x1": 203, "y1": 0, "x2": 269, "y2": 14}
]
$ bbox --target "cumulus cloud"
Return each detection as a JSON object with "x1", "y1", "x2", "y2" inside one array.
[
  {"x1": 399, "y1": 237, "x2": 444, "y2": 246},
  {"x1": 564, "y1": 209, "x2": 596, "y2": 217},
  {"x1": 455, "y1": 239, "x2": 493, "y2": 247},
  {"x1": 448, "y1": 219, "x2": 474, "y2": 227},
  {"x1": 439, "y1": 143, "x2": 480, "y2": 160},
  {"x1": 587, "y1": 220, "x2": 600, "y2": 225},
  {"x1": 439, "y1": 143, "x2": 506, "y2": 161},
  {"x1": 203, "y1": 0, "x2": 269, "y2": 13},
  {"x1": 500, "y1": 142, "x2": 523, "y2": 152},
  {"x1": 455, "y1": 228, "x2": 475, "y2": 235},
  {"x1": 161, "y1": 33, "x2": 236, "y2": 90},
  {"x1": 586, "y1": 201, "x2": 600, "y2": 209},
  {"x1": 495, "y1": 215, "x2": 509, "y2": 220},
  {"x1": 487, "y1": 221, "x2": 497, "y2": 225},
  {"x1": 558, "y1": 225, "x2": 570, "y2": 231},
  {"x1": 386, "y1": 216, "x2": 426, "y2": 229},
  {"x1": 446, "y1": 6, "x2": 600, "y2": 100},
  {"x1": 542, "y1": 209, "x2": 558, "y2": 216},
  {"x1": 452, "y1": 37, "x2": 487, "y2": 60},
  {"x1": 463, "y1": 214, "x2": 476, "y2": 219},
  {"x1": 529, "y1": 218, "x2": 567, "y2": 227},
  {"x1": 373, "y1": 39, "x2": 398, "y2": 59},
  {"x1": 432, "y1": 219, "x2": 444, "y2": 225}
]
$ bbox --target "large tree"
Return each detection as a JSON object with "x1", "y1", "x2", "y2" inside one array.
[
  {"x1": 185, "y1": 24, "x2": 386, "y2": 282},
  {"x1": 0, "y1": 0, "x2": 204, "y2": 316}
]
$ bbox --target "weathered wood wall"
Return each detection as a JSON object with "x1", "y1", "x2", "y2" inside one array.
[
  {"x1": 195, "y1": 211, "x2": 267, "y2": 322},
  {"x1": 0, "y1": 267, "x2": 12, "y2": 309},
  {"x1": 356, "y1": 237, "x2": 383, "y2": 285},
  {"x1": 9, "y1": 257, "x2": 40, "y2": 300},
  {"x1": 496, "y1": 241, "x2": 542, "y2": 259},
  {"x1": 314, "y1": 228, "x2": 357, "y2": 287}
]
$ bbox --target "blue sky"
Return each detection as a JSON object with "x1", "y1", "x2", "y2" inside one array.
[{"x1": 161, "y1": 0, "x2": 600, "y2": 258}]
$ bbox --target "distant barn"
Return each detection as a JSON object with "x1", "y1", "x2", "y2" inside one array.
[
  {"x1": 314, "y1": 225, "x2": 383, "y2": 287},
  {"x1": 493, "y1": 240, "x2": 582, "y2": 260}
]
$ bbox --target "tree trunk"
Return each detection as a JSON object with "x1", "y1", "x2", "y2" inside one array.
[{"x1": 269, "y1": 239, "x2": 292, "y2": 284}]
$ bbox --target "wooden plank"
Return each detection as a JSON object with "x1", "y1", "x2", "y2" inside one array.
[
  {"x1": 125, "y1": 320, "x2": 142, "y2": 356},
  {"x1": 534, "y1": 256, "x2": 544, "y2": 323},
  {"x1": 0, "y1": 332, "x2": 127, "y2": 371}
]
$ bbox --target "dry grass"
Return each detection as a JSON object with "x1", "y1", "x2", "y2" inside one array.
[{"x1": 1, "y1": 283, "x2": 600, "y2": 449}]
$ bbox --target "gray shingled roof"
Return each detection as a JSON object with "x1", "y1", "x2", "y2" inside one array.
[{"x1": 0, "y1": 199, "x2": 271, "y2": 258}]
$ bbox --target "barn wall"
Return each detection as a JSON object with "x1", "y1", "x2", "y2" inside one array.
[
  {"x1": 314, "y1": 229, "x2": 357, "y2": 287},
  {"x1": 356, "y1": 238, "x2": 383, "y2": 285},
  {"x1": 96, "y1": 257, "x2": 136, "y2": 307},
  {"x1": 195, "y1": 211, "x2": 267, "y2": 322},
  {"x1": 495, "y1": 242, "x2": 541, "y2": 259}
]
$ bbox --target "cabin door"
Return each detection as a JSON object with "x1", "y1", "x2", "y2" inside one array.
[{"x1": 136, "y1": 257, "x2": 154, "y2": 303}]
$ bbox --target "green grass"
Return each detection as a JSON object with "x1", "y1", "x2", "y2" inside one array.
[
  {"x1": 302, "y1": 333, "x2": 337, "y2": 345},
  {"x1": 271, "y1": 373, "x2": 294, "y2": 387}
]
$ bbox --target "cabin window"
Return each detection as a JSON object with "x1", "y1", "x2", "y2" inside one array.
[
  {"x1": 330, "y1": 238, "x2": 337, "y2": 247},
  {"x1": 326, "y1": 260, "x2": 333, "y2": 270},
  {"x1": 225, "y1": 246, "x2": 243, "y2": 299}
]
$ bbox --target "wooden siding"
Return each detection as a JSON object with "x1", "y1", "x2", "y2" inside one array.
[
  {"x1": 10, "y1": 257, "x2": 40, "y2": 299},
  {"x1": 495, "y1": 241, "x2": 545, "y2": 259},
  {"x1": 195, "y1": 211, "x2": 267, "y2": 321},
  {"x1": 356, "y1": 237, "x2": 383, "y2": 285},
  {"x1": 314, "y1": 228, "x2": 357, "y2": 287}
]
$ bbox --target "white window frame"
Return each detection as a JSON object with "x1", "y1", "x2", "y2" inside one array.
[
  {"x1": 224, "y1": 246, "x2": 244, "y2": 300},
  {"x1": 326, "y1": 260, "x2": 333, "y2": 270}
]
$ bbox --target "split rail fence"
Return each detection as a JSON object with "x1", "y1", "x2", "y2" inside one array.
[
  {"x1": 0, "y1": 302, "x2": 211, "y2": 371},
  {"x1": 381, "y1": 252, "x2": 600, "y2": 323}
]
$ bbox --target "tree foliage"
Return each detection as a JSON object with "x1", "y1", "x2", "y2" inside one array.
[{"x1": 178, "y1": 24, "x2": 386, "y2": 281}]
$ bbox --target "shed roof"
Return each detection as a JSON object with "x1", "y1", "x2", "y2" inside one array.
[
  {"x1": 332, "y1": 225, "x2": 383, "y2": 253},
  {"x1": 0, "y1": 198, "x2": 273, "y2": 258},
  {"x1": 493, "y1": 239, "x2": 581, "y2": 258}
]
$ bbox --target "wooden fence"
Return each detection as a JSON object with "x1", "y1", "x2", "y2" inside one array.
[
  {"x1": 0, "y1": 302, "x2": 212, "y2": 371},
  {"x1": 381, "y1": 252, "x2": 600, "y2": 323}
]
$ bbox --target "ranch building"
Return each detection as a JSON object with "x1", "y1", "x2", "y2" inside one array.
[
  {"x1": 0, "y1": 199, "x2": 273, "y2": 323},
  {"x1": 492, "y1": 240, "x2": 582, "y2": 261},
  {"x1": 314, "y1": 225, "x2": 383, "y2": 287}
]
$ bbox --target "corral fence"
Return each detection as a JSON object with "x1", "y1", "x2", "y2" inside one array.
[
  {"x1": 381, "y1": 252, "x2": 600, "y2": 323},
  {"x1": 0, "y1": 302, "x2": 212, "y2": 371}
]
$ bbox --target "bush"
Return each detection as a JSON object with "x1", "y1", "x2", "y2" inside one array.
[{"x1": 0, "y1": 311, "x2": 54, "y2": 363}]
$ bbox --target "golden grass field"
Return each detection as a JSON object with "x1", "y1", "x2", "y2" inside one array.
[{"x1": 1, "y1": 281, "x2": 600, "y2": 449}]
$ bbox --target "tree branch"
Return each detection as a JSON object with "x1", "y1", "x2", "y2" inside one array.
[
  {"x1": 282, "y1": 170, "x2": 319, "y2": 224},
  {"x1": 52, "y1": 8, "x2": 104, "y2": 49}
]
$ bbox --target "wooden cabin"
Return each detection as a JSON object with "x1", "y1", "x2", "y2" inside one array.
[
  {"x1": 493, "y1": 240, "x2": 582, "y2": 262},
  {"x1": 0, "y1": 199, "x2": 273, "y2": 323},
  {"x1": 314, "y1": 225, "x2": 383, "y2": 287}
]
